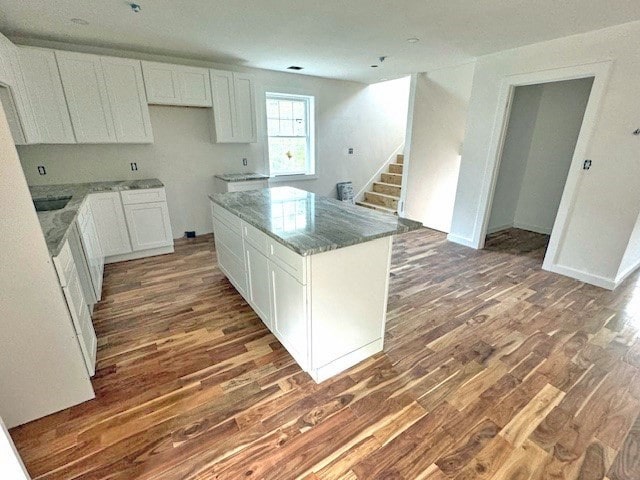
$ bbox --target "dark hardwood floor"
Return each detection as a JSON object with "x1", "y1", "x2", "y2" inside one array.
[{"x1": 10, "y1": 228, "x2": 640, "y2": 479}]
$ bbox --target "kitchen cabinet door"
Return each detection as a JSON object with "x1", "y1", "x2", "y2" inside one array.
[
  {"x1": 56, "y1": 51, "x2": 116, "y2": 143},
  {"x1": 61, "y1": 259, "x2": 97, "y2": 376},
  {"x1": 142, "y1": 61, "x2": 180, "y2": 105},
  {"x1": 178, "y1": 66, "x2": 212, "y2": 107},
  {"x1": 143, "y1": 62, "x2": 211, "y2": 107},
  {"x1": 269, "y1": 261, "x2": 308, "y2": 369},
  {"x1": 18, "y1": 47, "x2": 76, "y2": 144},
  {"x1": 210, "y1": 69, "x2": 236, "y2": 142},
  {"x1": 79, "y1": 204, "x2": 105, "y2": 300},
  {"x1": 101, "y1": 57, "x2": 153, "y2": 143},
  {"x1": 233, "y1": 73, "x2": 257, "y2": 142},
  {"x1": 124, "y1": 201, "x2": 174, "y2": 251},
  {"x1": 0, "y1": 34, "x2": 39, "y2": 144},
  {"x1": 89, "y1": 192, "x2": 132, "y2": 256},
  {"x1": 245, "y1": 243, "x2": 271, "y2": 328}
]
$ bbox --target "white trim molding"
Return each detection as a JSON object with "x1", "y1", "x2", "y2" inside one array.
[
  {"x1": 446, "y1": 233, "x2": 478, "y2": 248},
  {"x1": 544, "y1": 263, "x2": 616, "y2": 290}
]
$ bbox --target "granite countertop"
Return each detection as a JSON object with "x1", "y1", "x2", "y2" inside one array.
[
  {"x1": 208, "y1": 187, "x2": 422, "y2": 256},
  {"x1": 31, "y1": 179, "x2": 164, "y2": 257},
  {"x1": 215, "y1": 173, "x2": 270, "y2": 182}
]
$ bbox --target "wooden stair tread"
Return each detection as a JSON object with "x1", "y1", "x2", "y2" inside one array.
[
  {"x1": 373, "y1": 181, "x2": 401, "y2": 187},
  {"x1": 356, "y1": 201, "x2": 397, "y2": 214},
  {"x1": 366, "y1": 191, "x2": 400, "y2": 200}
]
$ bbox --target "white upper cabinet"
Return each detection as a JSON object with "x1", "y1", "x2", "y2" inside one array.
[
  {"x1": 142, "y1": 61, "x2": 212, "y2": 107},
  {"x1": 233, "y1": 73, "x2": 257, "y2": 143},
  {"x1": 101, "y1": 57, "x2": 153, "y2": 143},
  {"x1": 17, "y1": 47, "x2": 76, "y2": 144},
  {"x1": 56, "y1": 51, "x2": 153, "y2": 144},
  {"x1": 210, "y1": 69, "x2": 257, "y2": 143},
  {"x1": 0, "y1": 34, "x2": 40, "y2": 144},
  {"x1": 56, "y1": 51, "x2": 117, "y2": 143}
]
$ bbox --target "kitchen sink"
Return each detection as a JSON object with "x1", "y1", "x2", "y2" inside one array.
[{"x1": 33, "y1": 196, "x2": 72, "y2": 212}]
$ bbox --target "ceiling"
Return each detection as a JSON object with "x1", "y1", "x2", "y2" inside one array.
[{"x1": 1, "y1": 0, "x2": 639, "y2": 83}]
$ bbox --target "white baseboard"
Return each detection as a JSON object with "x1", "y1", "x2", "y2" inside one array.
[
  {"x1": 543, "y1": 263, "x2": 616, "y2": 290},
  {"x1": 309, "y1": 338, "x2": 383, "y2": 383},
  {"x1": 105, "y1": 244, "x2": 174, "y2": 264},
  {"x1": 513, "y1": 221, "x2": 552, "y2": 235},
  {"x1": 446, "y1": 233, "x2": 479, "y2": 249},
  {"x1": 486, "y1": 224, "x2": 512, "y2": 234},
  {"x1": 487, "y1": 222, "x2": 552, "y2": 235},
  {"x1": 614, "y1": 259, "x2": 640, "y2": 288}
]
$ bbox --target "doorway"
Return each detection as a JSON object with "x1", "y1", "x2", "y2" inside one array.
[{"x1": 485, "y1": 77, "x2": 594, "y2": 263}]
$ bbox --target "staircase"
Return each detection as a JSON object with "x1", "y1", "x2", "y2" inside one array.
[{"x1": 356, "y1": 154, "x2": 404, "y2": 214}]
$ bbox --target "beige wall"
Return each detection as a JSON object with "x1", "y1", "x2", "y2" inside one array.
[
  {"x1": 0, "y1": 101, "x2": 94, "y2": 428},
  {"x1": 16, "y1": 40, "x2": 410, "y2": 238},
  {"x1": 403, "y1": 63, "x2": 475, "y2": 232}
]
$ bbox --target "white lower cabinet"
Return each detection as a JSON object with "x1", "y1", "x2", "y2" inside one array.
[
  {"x1": 52, "y1": 240, "x2": 97, "y2": 376},
  {"x1": 245, "y1": 242, "x2": 272, "y2": 328},
  {"x1": 211, "y1": 202, "x2": 391, "y2": 382},
  {"x1": 90, "y1": 192, "x2": 132, "y2": 257},
  {"x1": 124, "y1": 201, "x2": 173, "y2": 251},
  {"x1": 268, "y1": 260, "x2": 308, "y2": 370},
  {"x1": 78, "y1": 201, "x2": 104, "y2": 300}
]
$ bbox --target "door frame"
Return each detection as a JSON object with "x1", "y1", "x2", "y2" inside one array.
[{"x1": 473, "y1": 61, "x2": 613, "y2": 272}]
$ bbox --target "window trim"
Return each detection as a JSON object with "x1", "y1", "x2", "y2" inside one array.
[{"x1": 265, "y1": 92, "x2": 316, "y2": 178}]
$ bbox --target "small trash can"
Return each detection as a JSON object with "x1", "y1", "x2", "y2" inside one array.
[{"x1": 336, "y1": 182, "x2": 355, "y2": 204}]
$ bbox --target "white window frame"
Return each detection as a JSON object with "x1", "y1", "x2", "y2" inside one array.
[{"x1": 265, "y1": 92, "x2": 316, "y2": 180}]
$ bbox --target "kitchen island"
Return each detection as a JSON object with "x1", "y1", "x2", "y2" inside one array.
[{"x1": 209, "y1": 187, "x2": 421, "y2": 382}]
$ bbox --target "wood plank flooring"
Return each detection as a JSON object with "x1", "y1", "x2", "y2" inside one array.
[{"x1": 10, "y1": 227, "x2": 640, "y2": 479}]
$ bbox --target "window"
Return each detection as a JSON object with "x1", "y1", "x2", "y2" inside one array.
[{"x1": 266, "y1": 93, "x2": 315, "y2": 176}]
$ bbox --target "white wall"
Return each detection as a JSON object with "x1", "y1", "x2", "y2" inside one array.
[
  {"x1": 403, "y1": 63, "x2": 475, "y2": 232},
  {"x1": 488, "y1": 84, "x2": 542, "y2": 232},
  {"x1": 15, "y1": 40, "x2": 410, "y2": 238},
  {"x1": 0, "y1": 103, "x2": 94, "y2": 428},
  {"x1": 449, "y1": 20, "x2": 640, "y2": 285},
  {"x1": 489, "y1": 78, "x2": 593, "y2": 234}
]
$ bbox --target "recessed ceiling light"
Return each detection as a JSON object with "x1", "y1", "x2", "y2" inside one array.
[
  {"x1": 70, "y1": 18, "x2": 89, "y2": 25},
  {"x1": 407, "y1": 37, "x2": 420, "y2": 44},
  {"x1": 287, "y1": 66, "x2": 303, "y2": 71}
]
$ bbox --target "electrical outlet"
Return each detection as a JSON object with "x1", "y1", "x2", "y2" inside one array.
[
  {"x1": 348, "y1": 148, "x2": 354, "y2": 155},
  {"x1": 130, "y1": 162, "x2": 138, "y2": 171},
  {"x1": 242, "y1": 158, "x2": 248, "y2": 166},
  {"x1": 37, "y1": 166, "x2": 46, "y2": 175}
]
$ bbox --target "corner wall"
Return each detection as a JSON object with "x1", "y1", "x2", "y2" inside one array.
[
  {"x1": 0, "y1": 101, "x2": 94, "y2": 428},
  {"x1": 449, "y1": 20, "x2": 640, "y2": 286},
  {"x1": 403, "y1": 63, "x2": 475, "y2": 232}
]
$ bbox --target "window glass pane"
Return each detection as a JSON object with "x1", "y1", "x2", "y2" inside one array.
[
  {"x1": 268, "y1": 136, "x2": 308, "y2": 175},
  {"x1": 279, "y1": 119, "x2": 294, "y2": 136},
  {"x1": 279, "y1": 100, "x2": 293, "y2": 119},
  {"x1": 293, "y1": 101, "x2": 305, "y2": 119},
  {"x1": 267, "y1": 118, "x2": 280, "y2": 136},
  {"x1": 293, "y1": 117, "x2": 306, "y2": 136},
  {"x1": 266, "y1": 99, "x2": 279, "y2": 118}
]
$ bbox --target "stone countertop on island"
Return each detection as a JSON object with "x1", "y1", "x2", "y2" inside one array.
[
  {"x1": 31, "y1": 179, "x2": 164, "y2": 257},
  {"x1": 214, "y1": 173, "x2": 270, "y2": 182},
  {"x1": 208, "y1": 186, "x2": 422, "y2": 256}
]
